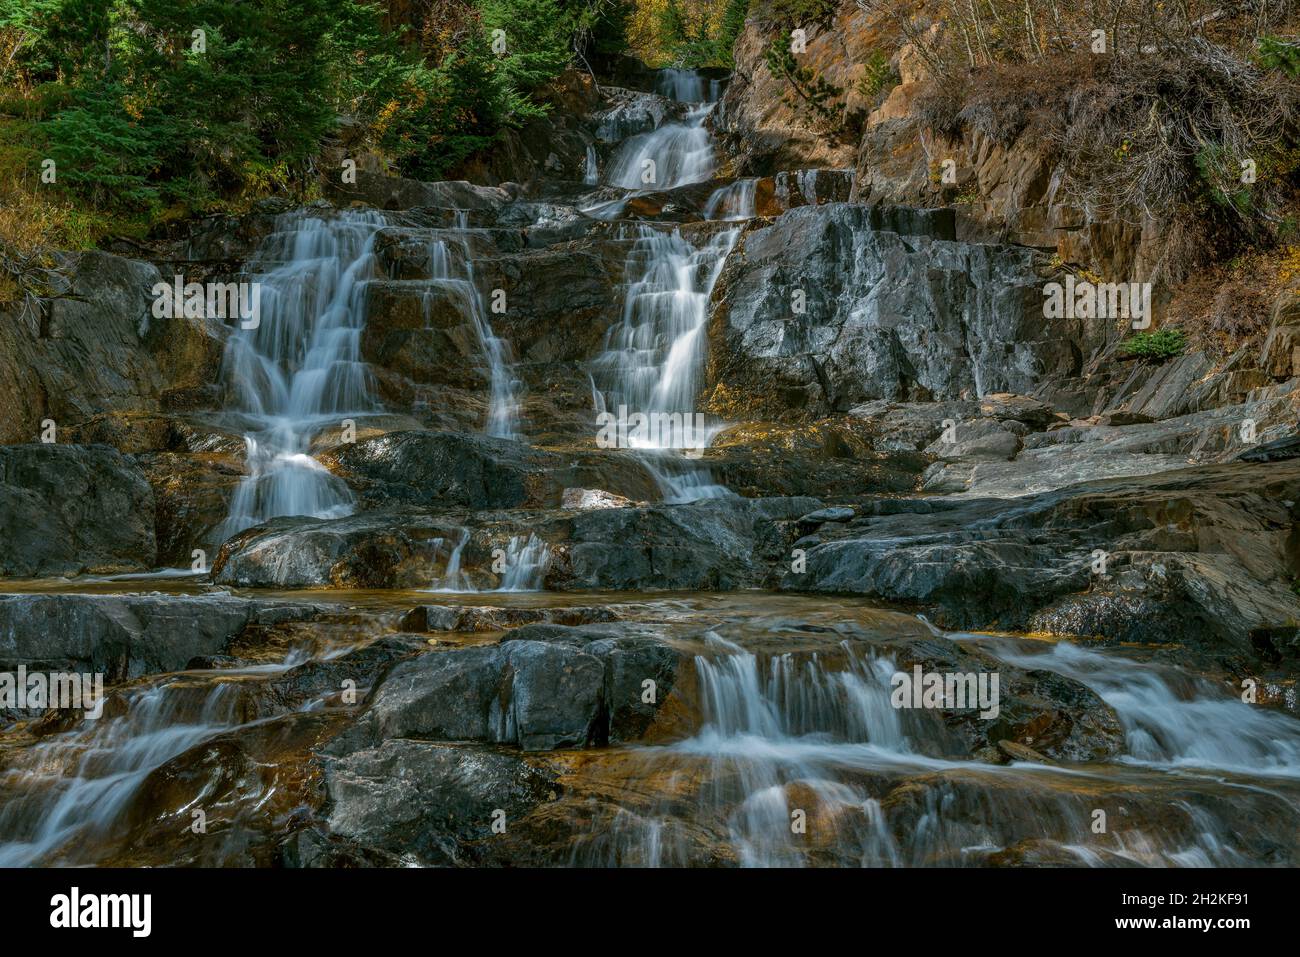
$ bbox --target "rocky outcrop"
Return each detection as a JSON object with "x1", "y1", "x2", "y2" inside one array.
[
  {"x1": 716, "y1": 7, "x2": 876, "y2": 172},
  {"x1": 356, "y1": 621, "x2": 681, "y2": 752},
  {"x1": 320, "y1": 430, "x2": 658, "y2": 509},
  {"x1": 707, "y1": 203, "x2": 1107, "y2": 419},
  {"x1": 321, "y1": 739, "x2": 559, "y2": 866},
  {"x1": 783, "y1": 460, "x2": 1300, "y2": 666},
  {"x1": 0, "y1": 444, "x2": 156, "y2": 577},
  {"x1": 0, "y1": 250, "x2": 235, "y2": 446},
  {"x1": 0, "y1": 592, "x2": 328, "y2": 679},
  {"x1": 212, "y1": 496, "x2": 819, "y2": 591}
]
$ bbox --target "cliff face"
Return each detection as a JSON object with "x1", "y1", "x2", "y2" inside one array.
[{"x1": 715, "y1": 5, "x2": 880, "y2": 171}]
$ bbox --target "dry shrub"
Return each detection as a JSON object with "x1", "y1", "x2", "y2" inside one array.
[
  {"x1": 915, "y1": 55, "x2": 1095, "y2": 148},
  {"x1": 1166, "y1": 245, "x2": 1300, "y2": 356}
]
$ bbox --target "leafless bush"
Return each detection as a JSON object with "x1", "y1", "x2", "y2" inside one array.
[{"x1": 1055, "y1": 39, "x2": 1299, "y2": 225}]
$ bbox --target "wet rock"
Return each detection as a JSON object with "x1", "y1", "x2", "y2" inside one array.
[
  {"x1": 0, "y1": 444, "x2": 156, "y2": 577},
  {"x1": 591, "y1": 87, "x2": 690, "y2": 142},
  {"x1": 763, "y1": 169, "x2": 855, "y2": 214},
  {"x1": 400, "y1": 604, "x2": 620, "y2": 633},
  {"x1": 361, "y1": 621, "x2": 682, "y2": 751},
  {"x1": 709, "y1": 203, "x2": 1098, "y2": 418},
  {"x1": 555, "y1": 496, "x2": 821, "y2": 591},
  {"x1": 322, "y1": 431, "x2": 550, "y2": 510},
  {"x1": 362, "y1": 641, "x2": 597, "y2": 750},
  {"x1": 702, "y1": 420, "x2": 928, "y2": 498},
  {"x1": 214, "y1": 495, "x2": 820, "y2": 592},
  {"x1": 785, "y1": 460, "x2": 1300, "y2": 661},
  {"x1": 0, "y1": 593, "x2": 328, "y2": 680},
  {"x1": 137, "y1": 451, "x2": 242, "y2": 565},
  {"x1": 212, "y1": 509, "x2": 460, "y2": 589},
  {"x1": 322, "y1": 739, "x2": 559, "y2": 865},
  {"x1": 320, "y1": 430, "x2": 658, "y2": 510}
]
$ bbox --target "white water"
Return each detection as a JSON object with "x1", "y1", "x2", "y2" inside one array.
[
  {"x1": 573, "y1": 634, "x2": 1300, "y2": 866},
  {"x1": 603, "y1": 104, "x2": 716, "y2": 192},
  {"x1": 0, "y1": 681, "x2": 242, "y2": 866},
  {"x1": 424, "y1": 530, "x2": 550, "y2": 592},
  {"x1": 584, "y1": 144, "x2": 600, "y2": 186},
  {"x1": 496, "y1": 534, "x2": 551, "y2": 592},
  {"x1": 656, "y1": 68, "x2": 722, "y2": 104},
  {"x1": 987, "y1": 640, "x2": 1300, "y2": 778},
  {"x1": 423, "y1": 234, "x2": 521, "y2": 439},
  {"x1": 704, "y1": 178, "x2": 757, "y2": 221},
  {"x1": 591, "y1": 224, "x2": 738, "y2": 502},
  {"x1": 216, "y1": 210, "x2": 384, "y2": 540}
]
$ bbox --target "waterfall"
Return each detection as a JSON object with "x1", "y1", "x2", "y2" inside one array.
[
  {"x1": 216, "y1": 209, "x2": 384, "y2": 540},
  {"x1": 705, "y1": 178, "x2": 758, "y2": 221},
  {"x1": 424, "y1": 235, "x2": 521, "y2": 439},
  {"x1": 655, "y1": 68, "x2": 721, "y2": 104},
  {"x1": 603, "y1": 104, "x2": 716, "y2": 192},
  {"x1": 0, "y1": 680, "x2": 243, "y2": 866},
  {"x1": 985, "y1": 640, "x2": 1300, "y2": 778},
  {"x1": 591, "y1": 224, "x2": 739, "y2": 501},
  {"x1": 424, "y1": 531, "x2": 550, "y2": 592},
  {"x1": 496, "y1": 534, "x2": 551, "y2": 592},
  {"x1": 584, "y1": 144, "x2": 600, "y2": 185}
]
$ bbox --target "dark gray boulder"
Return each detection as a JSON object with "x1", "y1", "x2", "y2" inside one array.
[{"x1": 0, "y1": 443, "x2": 156, "y2": 577}]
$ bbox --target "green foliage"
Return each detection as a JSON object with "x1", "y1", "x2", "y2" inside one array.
[
  {"x1": 761, "y1": 0, "x2": 836, "y2": 25},
  {"x1": 1257, "y1": 35, "x2": 1300, "y2": 78},
  {"x1": 764, "y1": 32, "x2": 842, "y2": 129},
  {"x1": 1119, "y1": 329, "x2": 1187, "y2": 361},
  {"x1": 480, "y1": 0, "x2": 577, "y2": 90},
  {"x1": 651, "y1": 0, "x2": 749, "y2": 69},
  {"x1": 39, "y1": 83, "x2": 164, "y2": 209},
  {"x1": 855, "y1": 49, "x2": 898, "y2": 100},
  {"x1": 0, "y1": 0, "x2": 591, "y2": 219}
]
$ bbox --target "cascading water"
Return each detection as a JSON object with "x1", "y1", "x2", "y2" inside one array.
[
  {"x1": 984, "y1": 639, "x2": 1300, "y2": 778},
  {"x1": 216, "y1": 209, "x2": 385, "y2": 540},
  {"x1": 704, "y1": 178, "x2": 758, "y2": 221},
  {"x1": 583, "y1": 69, "x2": 748, "y2": 501},
  {"x1": 591, "y1": 224, "x2": 738, "y2": 502},
  {"x1": 424, "y1": 234, "x2": 521, "y2": 439},
  {"x1": 602, "y1": 105, "x2": 716, "y2": 192},
  {"x1": 584, "y1": 144, "x2": 600, "y2": 186},
  {"x1": 424, "y1": 531, "x2": 550, "y2": 593},
  {"x1": 585, "y1": 69, "x2": 720, "y2": 221},
  {"x1": 0, "y1": 679, "x2": 243, "y2": 866},
  {"x1": 655, "y1": 68, "x2": 722, "y2": 104},
  {"x1": 496, "y1": 534, "x2": 551, "y2": 592},
  {"x1": 571, "y1": 633, "x2": 1300, "y2": 867}
]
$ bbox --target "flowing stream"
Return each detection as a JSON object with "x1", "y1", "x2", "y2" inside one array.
[{"x1": 571, "y1": 629, "x2": 1300, "y2": 867}]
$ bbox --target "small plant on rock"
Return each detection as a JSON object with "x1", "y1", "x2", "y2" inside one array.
[{"x1": 1118, "y1": 329, "x2": 1187, "y2": 361}]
